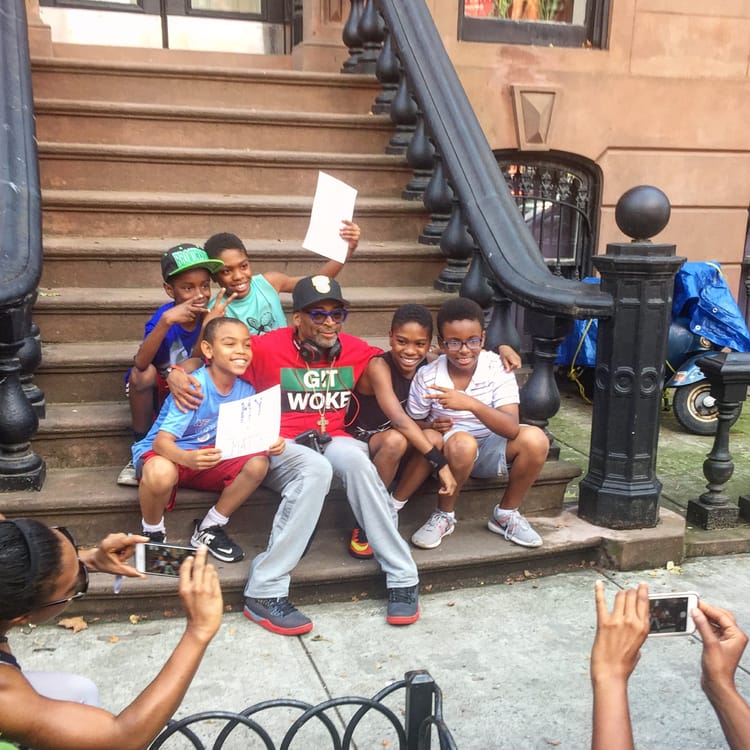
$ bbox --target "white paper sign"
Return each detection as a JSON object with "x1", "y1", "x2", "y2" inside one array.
[
  {"x1": 215, "y1": 385, "x2": 281, "y2": 460},
  {"x1": 302, "y1": 171, "x2": 358, "y2": 263}
]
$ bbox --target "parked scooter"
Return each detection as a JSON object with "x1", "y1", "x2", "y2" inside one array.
[
  {"x1": 556, "y1": 263, "x2": 750, "y2": 436},
  {"x1": 665, "y1": 317, "x2": 738, "y2": 435}
]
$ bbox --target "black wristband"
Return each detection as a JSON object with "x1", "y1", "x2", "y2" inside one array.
[{"x1": 424, "y1": 447, "x2": 448, "y2": 471}]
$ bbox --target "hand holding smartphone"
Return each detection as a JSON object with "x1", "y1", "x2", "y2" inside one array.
[
  {"x1": 648, "y1": 592, "x2": 699, "y2": 636},
  {"x1": 135, "y1": 542, "x2": 196, "y2": 577}
]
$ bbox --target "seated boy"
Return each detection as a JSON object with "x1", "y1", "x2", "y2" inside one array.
[
  {"x1": 117, "y1": 243, "x2": 224, "y2": 486},
  {"x1": 131, "y1": 317, "x2": 285, "y2": 562},
  {"x1": 346, "y1": 303, "x2": 521, "y2": 558},
  {"x1": 345, "y1": 304, "x2": 457, "y2": 558},
  {"x1": 203, "y1": 221, "x2": 360, "y2": 335},
  {"x1": 407, "y1": 297, "x2": 549, "y2": 550}
]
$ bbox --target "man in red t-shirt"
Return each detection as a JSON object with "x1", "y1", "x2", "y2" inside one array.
[{"x1": 241, "y1": 276, "x2": 420, "y2": 633}]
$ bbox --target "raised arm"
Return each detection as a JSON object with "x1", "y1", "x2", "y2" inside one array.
[
  {"x1": 694, "y1": 601, "x2": 750, "y2": 749},
  {"x1": 590, "y1": 581, "x2": 650, "y2": 750},
  {"x1": 266, "y1": 220, "x2": 361, "y2": 294},
  {"x1": 0, "y1": 547, "x2": 222, "y2": 750}
]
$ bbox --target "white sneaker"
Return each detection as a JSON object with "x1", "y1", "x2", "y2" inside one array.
[
  {"x1": 117, "y1": 459, "x2": 138, "y2": 486},
  {"x1": 411, "y1": 510, "x2": 455, "y2": 549},
  {"x1": 487, "y1": 506, "x2": 542, "y2": 548}
]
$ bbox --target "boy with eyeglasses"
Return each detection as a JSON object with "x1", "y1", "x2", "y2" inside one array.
[{"x1": 407, "y1": 296, "x2": 549, "y2": 550}]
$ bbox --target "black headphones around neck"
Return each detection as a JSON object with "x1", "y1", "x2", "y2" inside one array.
[{"x1": 294, "y1": 333, "x2": 341, "y2": 364}]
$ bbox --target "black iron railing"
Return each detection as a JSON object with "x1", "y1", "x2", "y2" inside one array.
[
  {"x1": 0, "y1": 0, "x2": 46, "y2": 491},
  {"x1": 150, "y1": 670, "x2": 458, "y2": 749},
  {"x1": 342, "y1": 0, "x2": 614, "y2": 445}
]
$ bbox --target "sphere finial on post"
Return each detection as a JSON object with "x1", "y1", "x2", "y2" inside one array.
[{"x1": 614, "y1": 185, "x2": 671, "y2": 241}]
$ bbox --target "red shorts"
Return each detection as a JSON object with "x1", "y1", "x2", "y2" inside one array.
[{"x1": 140, "y1": 450, "x2": 264, "y2": 510}]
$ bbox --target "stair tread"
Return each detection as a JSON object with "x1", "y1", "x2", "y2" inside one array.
[
  {"x1": 72, "y1": 511, "x2": 605, "y2": 617},
  {"x1": 32, "y1": 56, "x2": 379, "y2": 86},
  {"x1": 41, "y1": 236, "x2": 438, "y2": 256},
  {"x1": 36, "y1": 286, "x2": 452, "y2": 308},
  {"x1": 39, "y1": 141, "x2": 407, "y2": 167},
  {"x1": 42, "y1": 190, "x2": 427, "y2": 210},
  {"x1": 35, "y1": 98, "x2": 393, "y2": 126}
]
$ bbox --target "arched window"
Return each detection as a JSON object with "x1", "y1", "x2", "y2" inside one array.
[{"x1": 494, "y1": 150, "x2": 601, "y2": 280}]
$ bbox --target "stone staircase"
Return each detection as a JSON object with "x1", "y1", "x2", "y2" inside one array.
[{"x1": 0, "y1": 44, "x2": 615, "y2": 616}]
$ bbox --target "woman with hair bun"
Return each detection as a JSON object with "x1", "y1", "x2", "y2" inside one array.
[{"x1": 0, "y1": 518, "x2": 222, "y2": 749}]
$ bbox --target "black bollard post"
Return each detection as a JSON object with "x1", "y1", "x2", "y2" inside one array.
[
  {"x1": 403, "y1": 669, "x2": 435, "y2": 750},
  {"x1": 686, "y1": 352, "x2": 750, "y2": 529},
  {"x1": 578, "y1": 186, "x2": 685, "y2": 529}
]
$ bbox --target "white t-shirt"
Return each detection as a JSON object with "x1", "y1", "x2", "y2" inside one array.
[{"x1": 407, "y1": 349, "x2": 519, "y2": 439}]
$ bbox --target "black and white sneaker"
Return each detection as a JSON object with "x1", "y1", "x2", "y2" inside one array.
[
  {"x1": 142, "y1": 529, "x2": 166, "y2": 543},
  {"x1": 190, "y1": 520, "x2": 244, "y2": 562}
]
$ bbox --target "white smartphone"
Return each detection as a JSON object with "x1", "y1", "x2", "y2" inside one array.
[
  {"x1": 648, "y1": 592, "x2": 699, "y2": 636},
  {"x1": 134, "y1": 542, "x2": 195, "y2": 577}
]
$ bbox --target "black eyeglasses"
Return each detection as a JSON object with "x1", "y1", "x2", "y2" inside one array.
[
  {"x1": 305, "y1": 308, "x2": 348, "y2": 325},
  {"x1": 440, "y1": 336, "x2": 484, "y2": 353},
  {"x1": 38, "y1": 526, "x2": 89, "y2": 609}
]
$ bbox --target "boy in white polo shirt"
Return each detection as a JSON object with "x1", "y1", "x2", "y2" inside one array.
[{"x1": 407, "y1": 297, "x2": 549, "y2": 549}]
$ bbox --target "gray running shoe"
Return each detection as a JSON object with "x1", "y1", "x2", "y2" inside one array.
[
  {"x1": 117, "y1": 459, "x2": 138, "y2": 486},
  {"x1": 411, "y1": 510, "x2": 455, "y2": 549},
  {"x1": 487, "y1": 506, "x2": 542, "y2": 548}
]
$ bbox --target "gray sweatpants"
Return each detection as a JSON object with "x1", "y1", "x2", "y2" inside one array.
[
  {"x1": 325, "y1": 436, "x2": 419, "y2": 590},
  {"x1": 244, "y1": 441, "x2": 331, "y2": 599}
]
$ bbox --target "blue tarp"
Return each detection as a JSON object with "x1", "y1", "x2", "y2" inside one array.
[
  {"x1": 672, "y1": 262, "x2": 750, "y2": 353},
  {"x1": 556, "y1": 263, "x2": 750, "y2": 367}
]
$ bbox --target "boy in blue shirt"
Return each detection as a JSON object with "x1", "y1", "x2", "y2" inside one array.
[
  {"x1": 117, "y1": 244, "x2": 224, "y2": 486},
  {"x1": 132, "y1": 317, "x2": 285, "y2": 562}
]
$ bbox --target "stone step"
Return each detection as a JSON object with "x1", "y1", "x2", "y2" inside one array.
[
  {"x1": 39, "y1": 142, "x2": 410, "y2": 196},
  {"x1": 34, "y1": 285, "x2": 452, "y2": 343},
  {"x1": 34, "y1": 100, "x2": 394, "y2": 153},
  {"x1": 41, "y1": 190, "x2": 429, "y2": 242},
  {"x1": 39, "y1": 238, "x2": 444, "y2": 289},
  {"x1": 31, "y1": 58, "x2": 380, "y2": 113},
  {"x1": 36, "y1": 335, "x2": 390, "y2": 403},
  {"x1": 0, "y1": 463, "x2": 587, "y2": 616}
]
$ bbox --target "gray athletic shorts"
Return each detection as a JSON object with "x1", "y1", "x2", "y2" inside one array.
[{"x1": 444, "y1": 429, "x2": 509, "y2": 479}]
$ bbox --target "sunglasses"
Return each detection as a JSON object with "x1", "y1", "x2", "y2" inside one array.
[
  {"x1": 305, "y1": 308, "x2": 348, "y2": 325},
  {"x1": 38, "y1": 526, "x2": 89, "y2": 609}
]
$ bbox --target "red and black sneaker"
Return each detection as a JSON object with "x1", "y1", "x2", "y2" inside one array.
[{"x1": 348, "y1": 525, "x2": 374, "y2": 559}]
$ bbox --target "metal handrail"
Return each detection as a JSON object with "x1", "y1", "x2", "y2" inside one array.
[{"x1": 375, "y1": 0, "x2": 613, "y2": 320}]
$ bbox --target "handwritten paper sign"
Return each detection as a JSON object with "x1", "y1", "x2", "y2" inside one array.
[
  {"x1": 302, "y1": 171, "x2": 358, "y2": 263},
  {"x1": 215, "y1": 385, "x2": 281, "y2": 460}
]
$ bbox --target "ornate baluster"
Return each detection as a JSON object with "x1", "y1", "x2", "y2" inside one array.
[
  {"x1": 519, "y1": 312, "x2": 571, "y2": 460},
  {"x1": 341, "y1": 0, "x2": 364, "y2": 73},
  {"x1": 357, "y1": 0, "x2": 385, "y2": 75},
  {"x1": 372, "y1": 27, "x2": 399, "y2": 115},
  {"x1": 686, "y1": 353, "x2": 750, "y2": 529},
  {"x1": 434, "y1": 200, "x2": 474, "y2": 292},
  {"x1": 402, "y1": 115, "x2": 434, "y2": 200},
  {"x1": 18, "y1": 294, "x2": 45, "y2": 418},
  {"x1": 460, "y1": 249, "x2": 493, "y2": 311},
  {"x1": 485, "y1": 281, "x2": 522, "y2": 354},
  {"x1": 419, "y1": 153, "x2": 453, "y2": 245},
  {"x1": 385, "y1": 74, "x2": 417, "y2": 155},
  {"x1": 0, "y1": 0, "x2": 46, "y2": 491}
]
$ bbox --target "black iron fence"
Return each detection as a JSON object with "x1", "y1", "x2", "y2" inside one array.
[{"x1": 150, "y1": 670, "x2": 458, "y2": 749}]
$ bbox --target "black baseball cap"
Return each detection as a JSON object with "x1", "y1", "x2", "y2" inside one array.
[
  {"x1": 160, "y1": 244, "x2": 224, "y2": 282},
  {"x1": 292, "y1": 275, "x2": 348, "y2": 311}
]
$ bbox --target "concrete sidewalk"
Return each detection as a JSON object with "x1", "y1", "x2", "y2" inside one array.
[{"x1": 10, "y1": 553, "x2": 750, "y2": 749}]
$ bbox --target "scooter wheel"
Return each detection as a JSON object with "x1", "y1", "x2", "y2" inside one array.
[{"x1": 671, "y1": 381, "x2": 742, "y2": 435}]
